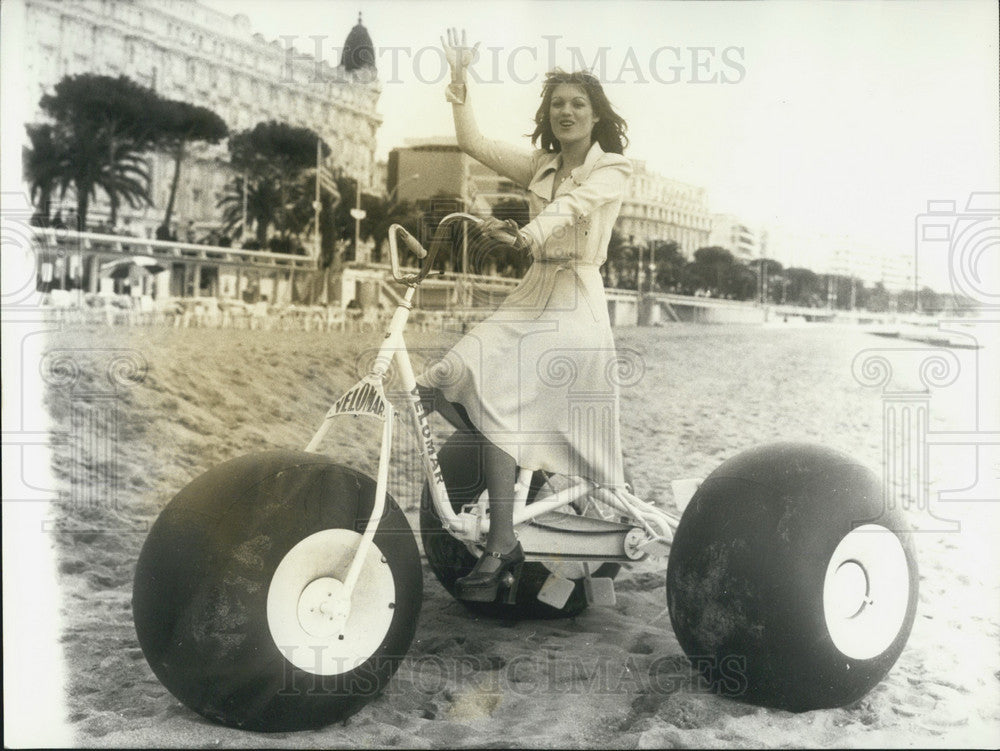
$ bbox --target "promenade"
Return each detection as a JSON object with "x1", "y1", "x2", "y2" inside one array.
[{"x1": 32, "y1": 226, "x2": 928, "y2": 333}]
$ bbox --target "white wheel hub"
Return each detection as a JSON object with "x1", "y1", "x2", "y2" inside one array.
[
  {"x1": 822, "y1": 524, "x2": 911, "y2": 660},
  {"x1": 297, "y1": 577, "x2": 350, "y2": 638},
  {"x1": 267, "y1": 529, "x2": 396, "y2": 676}
]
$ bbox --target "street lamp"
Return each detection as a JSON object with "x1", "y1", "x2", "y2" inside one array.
[
  {"x1": 350, "y1": 177, "x2": 366, "y2": 262},
  {"x1": 635, "y1": 238, "x2": 655, "y2": 296}
]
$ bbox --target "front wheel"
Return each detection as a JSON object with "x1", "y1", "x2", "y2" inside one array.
[{"x1": 132, "y1": 450, "x2": 422, "y2": 731}]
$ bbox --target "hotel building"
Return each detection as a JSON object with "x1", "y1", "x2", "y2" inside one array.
[
  {"x1": 616, "y1": 159, "x2": 713, "y2": 257},
  {"x1": 20, "y1": 0, "x2": 382, "y2": 236}
]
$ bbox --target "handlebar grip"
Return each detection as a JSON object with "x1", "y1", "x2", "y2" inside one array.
[
  {"x1": 398, "y1": 227, "x2": 427, "y2": 259},
  {"x1": 387, "y1": 214, "x2": 481, "y2": 286}
]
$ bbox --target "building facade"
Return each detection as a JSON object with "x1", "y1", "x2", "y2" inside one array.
[
  {"x1": 387, "y1": 137, "x2": 528, "y2": 212},
  {"x1": 708, "y1": 213, "x2": 760, "y2": 262},
  {"x1": 828, "y1": 241, "x2": 914, "y2": 292},
  {"x1": 21, "y1": 0, "x2": 382, "y2": 238},
  {"x1": 616, "y1": 159, "x2": 712, "y2": 257},
  {"x1": 768, "y1": 224, "x2": 914, "y2": 292}
]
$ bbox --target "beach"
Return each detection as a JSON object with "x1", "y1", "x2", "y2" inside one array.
[{"x1": 34, "y1": 320, "x2": 1000, "y2": 748}]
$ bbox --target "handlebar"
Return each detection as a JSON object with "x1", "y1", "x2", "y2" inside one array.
[{"x1": 387, "y1": 212, "x2": 482, "y2": 286}]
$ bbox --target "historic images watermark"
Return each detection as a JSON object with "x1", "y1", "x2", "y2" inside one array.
[
  {"x1": 273, "y1": 652, "x2": 749, "y2": 699},
  {"x1": 2, "y1": 191, "x2": 148, "y2": 532},
  {"x1": 3, "y1": 191, "x2": 65, "y2": 511},
  {"x1": 39, "y1": 346, "x2": 148, "y2": 530},
  {"x1": 852, "y1": 192, "x2": 999, "y2": 532},
  {"x1": 280, "y1": 35, "x2": 747, "y2": 86}
]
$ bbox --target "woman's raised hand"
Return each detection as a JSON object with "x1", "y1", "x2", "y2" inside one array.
[{"x1": 441, "y1": 28, "x2": 479, "y2": 79}]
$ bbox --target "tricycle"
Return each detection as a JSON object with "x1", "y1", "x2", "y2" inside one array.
[{"x1": 133, "y1": 214, "x2": 918, "y2": 731}]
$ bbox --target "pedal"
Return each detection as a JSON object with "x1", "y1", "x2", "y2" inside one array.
[
  {"x1": 583, "y1": 577, "x2": 616, "y2": 607},
  {"x1": 537, "y1": 573, "x2": 575, "y2": 609}
]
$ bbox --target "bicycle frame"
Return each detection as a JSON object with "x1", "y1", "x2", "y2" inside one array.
[{"x1": 304, "y1": 214, "x2": 681, "y2": 604}]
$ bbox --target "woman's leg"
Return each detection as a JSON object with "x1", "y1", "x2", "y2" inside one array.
[
  {"x1": 482, "y1": 440, "x2": 518, "y2": 554},
  {"x1": 419, "y1": 387, "x2": 515, "y2": 543},
  {"x1": 455, "y1": 436, "x2": 523, "y2": 597},
  {"x1": 417, "y1": 385, "x2": 521, "y2": 574},
  {"x1": 416, "y1": 384, "x2": 470, "y2": 432}
]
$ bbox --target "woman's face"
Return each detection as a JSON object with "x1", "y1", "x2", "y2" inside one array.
[{"x1": 549, "y1": 83, "x2": 599, "y2": 148}]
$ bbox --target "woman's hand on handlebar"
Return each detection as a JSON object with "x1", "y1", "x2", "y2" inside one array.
[
  {"x1": 441, "y1": 28, "x2": 479, "y2": 80},
  {"x1": 479, "y1": 217, "x2": 531, "y2": 254}
]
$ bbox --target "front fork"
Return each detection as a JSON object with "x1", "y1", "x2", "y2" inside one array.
[{"x1": 300, "y1": 293, "x2": 462, "y2": 635}]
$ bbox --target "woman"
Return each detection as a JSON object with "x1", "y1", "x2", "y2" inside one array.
[{"x1": 419, "y1": 28, "x2": 633, "y2": 602}]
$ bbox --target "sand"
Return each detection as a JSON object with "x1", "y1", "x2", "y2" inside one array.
[{"x1": 30, "y1": 320, "x2": 1000, "y2": 748}]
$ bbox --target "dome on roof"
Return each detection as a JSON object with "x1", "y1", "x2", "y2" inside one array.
[{"x1": 341, "y1": 12, "x2": 375, "y2": 72}]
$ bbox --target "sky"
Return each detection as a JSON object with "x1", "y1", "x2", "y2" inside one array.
[
  {"x1": 0, "y1": 0, "x2": 994, "y2": 286},
  {"x1": 198, "y1": 0, "x2": 999, "y2": 288}
]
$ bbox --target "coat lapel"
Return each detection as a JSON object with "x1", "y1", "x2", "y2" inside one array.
[
  {"x1": 528, "y1": 141, "x2": 607, "y2": 200},
  {"x1": 528, "y1": 153, "x2": 559, "y2": 201},
  {"x1": 569, "y1": 141, "x2": 606, "y2": 185}
]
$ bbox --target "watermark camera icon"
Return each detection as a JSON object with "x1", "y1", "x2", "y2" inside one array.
[{"x1": 914, "y1": 192, "x2": 999, "y2": 309}]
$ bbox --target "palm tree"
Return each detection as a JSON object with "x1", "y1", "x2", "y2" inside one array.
[
  {"x1": 220, "y1": 122, "x2": 329, "y2": 250},
  {"x1": 59, "y1": 122, "x2": 108, "y2": 229},
  {"x1": 100, "y1": 139, "x2": 152, "y2": 227},
  {"x1": 35, "y1": 74, "x2": 158, "y2": 227},
  {"x1": 217, "y1": 175, "x2": 280, "y2": 247},
  {"x1": 23, "y1": 123, "x2": 68, "y2": 226}
]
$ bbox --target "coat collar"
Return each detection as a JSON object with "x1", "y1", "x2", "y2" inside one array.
[{"x1": 529, "y1": 140, "x2": 606, "y2": 200}]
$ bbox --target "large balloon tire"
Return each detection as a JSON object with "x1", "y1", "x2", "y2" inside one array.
[
  {"x1": 419, "y1": 430, "x2": 620, "y2": 620},
  {"x1": 132, "y1": 450, "x2": 423, "y2": 732},
  {"x1": 666, "y1": 442, "x2": 919, "y2": 712}
]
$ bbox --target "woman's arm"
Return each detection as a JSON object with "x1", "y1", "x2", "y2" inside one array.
[
  {"x1": 442, "y1": 28, "x2": 535, "y2": 188},
  {"x1": 520, "y1": 154, "x2": 633, "y2": 254}
]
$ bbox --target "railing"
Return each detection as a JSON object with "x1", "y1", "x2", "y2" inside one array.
[
  {"x1": 30, "y1": 229, "x2": 923, "y2": 327},
  {"x1": 359, "y1": 261, "x2": 522, "y2": 291},
  {"x1": 31, "y1": 227, "x2": 319, "y2": 270}
]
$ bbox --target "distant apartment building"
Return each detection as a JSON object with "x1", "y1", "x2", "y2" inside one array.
[
  {"x1": 708, "y1": 213, "x2": 759, "y2": 261},
  {"x1": 20, "y1": 0, "x2": 382, "y2": 235},
  {"x1": 768, "y1": 224, "x2": 914, "y2": 292},
  {"x1": 828, "y1": 241, "x2": 914, "y2": 292},
  {"x1": 616, "y1": 160, "x2": 712, "y2": 257}
]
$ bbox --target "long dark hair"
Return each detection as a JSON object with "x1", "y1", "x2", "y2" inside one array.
[{"x1": 530, "y1": 69, "x2": 629, "y2": 155}]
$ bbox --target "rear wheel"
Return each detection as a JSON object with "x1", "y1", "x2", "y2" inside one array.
[
  {"x1": 666, "y1": 443, "x2": 918, "y2": 711},
  {"x1": 133, "y1": 450, "x2": 422, "y2": 731},
  {"x1": 419, "y1": 430, "x2": 620, "y2": 619}
]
